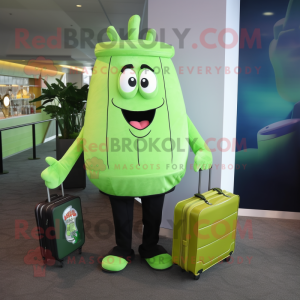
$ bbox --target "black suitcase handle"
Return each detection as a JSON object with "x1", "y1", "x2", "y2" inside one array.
[{"x1": 47, "y1": 184, "x2": 64, "y2": 203}]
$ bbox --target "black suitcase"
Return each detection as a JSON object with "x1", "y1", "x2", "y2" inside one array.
[{"x1": 34, "y1": 184, "x2": 85, "y2": 267}]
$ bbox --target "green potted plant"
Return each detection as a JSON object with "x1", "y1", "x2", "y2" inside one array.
[{"x1": 30, "y1": 78, "x2": 88, "y2": 189}]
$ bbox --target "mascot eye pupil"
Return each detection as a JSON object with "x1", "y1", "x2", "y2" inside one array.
[
  {"x1": 139, "y1": 69, "x2": 156, "y2": 94},
  {"x1": 141, "y1": 78, "x2": 149, "y2": 88},
  {"x1": 119, "y1": 69, "x2": 137, "y2": 95},
  {"x1": 128, "y1": 77, "x2": 136, "y2": 87}
]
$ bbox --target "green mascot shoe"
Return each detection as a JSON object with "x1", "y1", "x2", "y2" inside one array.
[
  {"x1": 102, "y1": 255, "x2": 128, "y2": 272},
  {"x1": 145, "y1": 254, "x2": 173, "y2": 270}
]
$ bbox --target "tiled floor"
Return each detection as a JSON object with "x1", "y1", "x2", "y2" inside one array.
[{"x1": 0, "y1": 140, "x2": 300, "y2": 300}]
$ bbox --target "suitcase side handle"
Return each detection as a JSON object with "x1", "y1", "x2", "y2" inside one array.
[
  {"x1": 47, "y1": 184, "x2": 64, "y2": 203},
  {"x1": 211, "y1": 187, "x2": 230, "y2": 197},
  {"x1": 194, "y1": 193, "x2": 212, "y2": 205}
]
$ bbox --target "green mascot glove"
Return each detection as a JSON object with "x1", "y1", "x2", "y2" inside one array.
[
  {"x1": 41, "y1": 157, "x2": 69, "y2": 189},
  {"x1": 41, "y1": 128, "x2": 84, "y2": 189},
  {"x1": 193, "y1": 149, "x2": 213, "y2": 171}
]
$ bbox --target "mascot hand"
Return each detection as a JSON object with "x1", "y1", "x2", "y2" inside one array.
[
  {"x1": 193, "y1": 149, "x2": 213, "y2": 172},
  {"x1": 41, "y1": 157, "x2": 68, "y2": 189}
]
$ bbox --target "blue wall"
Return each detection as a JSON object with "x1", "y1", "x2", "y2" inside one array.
[{"x1": 235, "y1": 0, "x2": 300, "y2": 212}]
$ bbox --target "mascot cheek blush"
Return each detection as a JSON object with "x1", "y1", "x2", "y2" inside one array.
[{"x1": 41, "y1": 15, "x2": 213, "y2": 273}]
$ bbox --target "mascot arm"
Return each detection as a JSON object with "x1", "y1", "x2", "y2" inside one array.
[
  {"x1": 41, "y1": 127, "x2": 84, "y2": 188},
  {"x1": 187, "y1": 115, "x2": 213, "y2": 171}
]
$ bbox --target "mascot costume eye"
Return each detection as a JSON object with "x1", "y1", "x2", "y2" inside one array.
[{"x1": 41, "y1": 15, "x2": 213, "y2": 272}]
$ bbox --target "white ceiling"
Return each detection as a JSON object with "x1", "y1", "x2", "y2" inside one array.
[{"x1": 0, "y1": 0, "x2": 147, "y2": 67}]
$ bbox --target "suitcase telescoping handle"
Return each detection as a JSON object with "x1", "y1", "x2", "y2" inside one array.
[
  {"x1": 195, "y1": 168, "x2": 213, "y2": 205},
  {"x1": 198, "y1": 168, "x2": 212, "y2": 194},
  {"x1": 197, "y1": 168, "x2": 230, "y2": 202},
  {"x1": 47, "y1": 184, "x2": 64, "y2": 203}
]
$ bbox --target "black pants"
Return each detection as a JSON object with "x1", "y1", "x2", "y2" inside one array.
[{"x1": 108, "y1": 194, "x2": 167, "y2": 260}]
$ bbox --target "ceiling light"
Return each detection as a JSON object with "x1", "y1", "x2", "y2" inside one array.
[
  {"x1": 76, "y1": 5, "x2": 82, "y2": 7},
  {"x1": 263, "y1": 12, "x2": 274, "y2": 16},
  {"x1": 60, "y1": 65, "x2": 84, "y2": 72}
]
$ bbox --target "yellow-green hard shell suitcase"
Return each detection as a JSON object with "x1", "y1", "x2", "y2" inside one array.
[{"x1": 172, "y1": 169, "x2": 240, "y2": 280}]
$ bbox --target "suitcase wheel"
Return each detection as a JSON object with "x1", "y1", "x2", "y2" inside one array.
[
  {"x1": 224, "y1": 251, "x2": 233, "y2": 263},
  {"x1": 78, "y1": 247, "x2": 82, "y2": 255},
  {"x1": 193, "y1": 270, "x2": 203, "y2": 280},
  {"x1": 194, "y1": 274, "x2": 200, "y2": 280},
  {"x1": 60, "y1": 260, "x2": 64, "y2": 268},
  {"x1": 224, "y1": 256, "x2": 231, "y2": 262}
]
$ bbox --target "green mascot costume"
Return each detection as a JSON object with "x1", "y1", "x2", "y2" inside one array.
[{"x1": 41, "y1": 15, "x2": 213, "y2": 272}]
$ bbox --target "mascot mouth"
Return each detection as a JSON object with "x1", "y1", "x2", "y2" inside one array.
[{"x1": 122, "y1": 109, "x2": 156, "y2": 130}]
